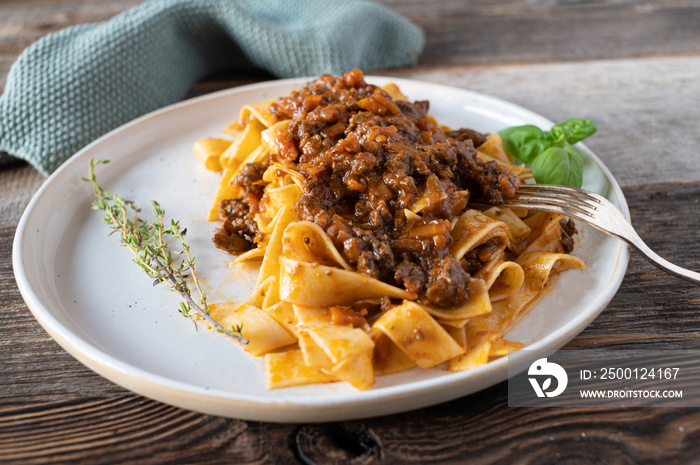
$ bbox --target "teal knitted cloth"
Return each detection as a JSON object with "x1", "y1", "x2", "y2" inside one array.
[{"x1": 0, "y1": 0, "x2": 424, "y2": 175}]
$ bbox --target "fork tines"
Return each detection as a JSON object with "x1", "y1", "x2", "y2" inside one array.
[
  {"x1": 504, "y1": 184, "x2": 604, "y2": 219},
  {"x1": 503, "y1": 185, "x2": 700, "y2": 286},
  {"x1": 517, "y1": 184, "x2": 602, "y2": 203}
]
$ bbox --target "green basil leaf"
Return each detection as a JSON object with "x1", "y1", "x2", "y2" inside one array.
[
  {"x1": 532, "y1": 146, "x2": 584, "y2": 188},
  {"x1": 499, "y1": 125, "x2": 553, "y2": 163},
  {"x1": 549, "y1": 124, "x2": 568, "y2": 147},
  {"x1": 550, "y1": 118, "x2": 597, "y2": 145}
]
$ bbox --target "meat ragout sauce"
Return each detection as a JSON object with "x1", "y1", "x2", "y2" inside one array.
[{"x1": 214, "y1": 70, "x2": 523, "y2": 309}]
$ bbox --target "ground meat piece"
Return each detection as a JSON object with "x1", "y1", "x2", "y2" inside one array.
[
  {"x1": 342, "y1": 237, "x2": 366, "y2": 265},
  {"x1": 445, "y1": 128, "x2": 488, "y2": 148},
  {"x1": 353, "y1": 228, "x2": 396, "y2": 281},
  {"x1": 394, "y1": 256, "x2": 426, "y2": 295},
  {"x1": 371, "y1": 236, "x2": 396, "y2": 281},
  {"x1": 457, "y1": 237, "x2": 504, "y2": 275},
  {"x1": 294, "y1": 177, "x2": 337, "y2": 225},
  {"x1": 459, "y1": 249, "x2": 482, "y2": 276},
  {"x1": 422, "y1": 256, "x2": 470, "y2": 308},
  {"x1": 357, "y1": 251, "x2": 379, "y2": 279},
  {"x1": 218, "y1": 197, "x2": 248, "y2": 222},
  {"x1": 232, "y1": 162, "x2": 267, "y2": 196},
  {"x1": 395, "y1": 100, "x2": 429, "y2": 119},
  {"x1": 559, "y1": 218, "x2": 578, "y2": 254},
  {"x1": 212, "y1": 219, "x2": 252, "y2": 253},
  {"x1": 477, "y1": 237, "x2": 505, "y2": 262},
  {"x1": 325, "y1": 214, "x2": 354, "y2": 251},
  {"x1": 461, "y1": 159, "x2": 520, "y2": 204},
  {"x1": 212, "y1": 198, "x2": 262, "y2": 253}
]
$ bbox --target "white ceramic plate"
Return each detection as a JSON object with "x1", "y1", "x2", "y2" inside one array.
[{"x1": 13, "y1": 77, "x2": 629, "y2": 422}]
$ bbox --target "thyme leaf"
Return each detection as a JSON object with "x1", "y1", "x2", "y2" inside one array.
[{"x1": 84, "y1": 159, "x2": 247, "y2": 345}]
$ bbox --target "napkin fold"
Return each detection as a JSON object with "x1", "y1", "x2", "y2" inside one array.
[{"x1": 0, "y1": 0, "x2": 424, "y2": 175}]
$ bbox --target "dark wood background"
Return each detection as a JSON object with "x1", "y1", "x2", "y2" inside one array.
[{"x1": 2, "y1": 1, "x2": 700, "y2": 463}]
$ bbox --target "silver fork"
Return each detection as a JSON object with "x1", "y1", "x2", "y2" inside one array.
[{"x1": 504, "y1": 184, "x2": 700, "y2": 285}]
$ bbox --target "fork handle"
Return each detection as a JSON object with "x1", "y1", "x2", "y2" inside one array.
[{"x1": 625, "y1": 230, "x2": 700, "y2": 285}]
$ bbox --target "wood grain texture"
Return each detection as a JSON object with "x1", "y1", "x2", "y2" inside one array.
[
  {"x1": 386, "y1": 0, "x2": 700, "y2": 67},
  {"x1": 2, "y1": 0, "x2": 700, "y2": 90},
  {"x1": 0, "y1": 162, "x2": 45, "y2": 225},
  {"x1": 1, "y1": 388, "x2": 700, "y2": 464}
]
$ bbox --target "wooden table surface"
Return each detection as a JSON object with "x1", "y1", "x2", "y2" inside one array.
[{"x1": 2, "y1": 1, "x2": 700, "y2": 463}]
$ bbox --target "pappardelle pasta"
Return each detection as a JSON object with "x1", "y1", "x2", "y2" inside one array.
[{"x1": 194, "y1": 70, "x2": 584, "y2": 390}]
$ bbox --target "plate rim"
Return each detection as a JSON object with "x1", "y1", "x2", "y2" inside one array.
[{"x1": 12, "y1": 76, "x2": 630, "y2": 421}]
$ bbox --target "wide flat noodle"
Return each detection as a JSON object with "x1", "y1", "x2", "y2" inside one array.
[
  {"x1": 481, "y1": 206, "x2": 531, "y2": 242},
  {"x1": 381, "y1": 83, "x2": 409, "y2": 102},
  {"x1": 294, "y1": 305, "x2": 375, "y2": 390},
  {"x1": 449, "y1": 250, "x2": 584, "y2": 371},
  {"x1": 261, "y1": 120, "x2": 290, "y2": 157},
  {"x1": 419, "y1": 278, "x2": 492, "y2": 323},
  {"x1": 220, "y1": 117, "x2": 266, "y2": 169},
  {"x1": 228, "y1": 246, "x2": 266, "y2": 266},
  {"x1": 451, "y1": 210, "x2": 511, "y2": 263},
  {"x1": 207, "y1": 167, "x2": 237, "y2": 222},
  {"x1": 475, "y1": 251, "x2": 585, "y2": 336},
  {"x1": 283, "y1": 221, "x2": 351, "y2": 270},
  {"x1": 476, "y1": 133, "x2": 512, "y2": 164},
  {"x1": 263, "y1": 162, "x2": 304, "y2": 187},
  {"x1": 445, "y1": 325, "x2": 467, "y2": 349},
  {"x1": 193, "y1": 137, "x2": 231, "y2": 172},
  {"x1": 279, "y1": 257, "x2": 415, "y2": 307},
  {"x1": 448, "y1": 320, "x2": 493, "y2": 372},
  {"x1": 410, "y1": 175, "x2": 448, "y2": 214},
  {"x1": 293, "y1": 305, "x2": 334, "y2": 369},
  {"x1": 208, "y1": 302, "x2": 296, "y2": 356},
  {"x1": 330, "y1": 349, "x2": 375, "y2": 391},
  {"x1": 257, "y1": 205, "x2": 298, "y2": 289},
  {"x1": 373, "y1": 301, "x2": 465, "y2": 369},
  {"x1": 489, "y1": 337, "x2": 524, "y2": 359},
  {"x1": 224, "y1": 97, "x2": 278, "y2": 138},
  {"x1": 370, "y1": 329, "x2": 416, "y2": 375},
  {"x1": 246, "y1": 275, "x2": 274, "y2": 308},
  {"x1": 522, "y1": 213, "x2": 568, "y2": 255},
  {"x1": 262, "y1": 301, "x2": 299, "y2": 338},
  {"x1": 266, "y1": 184, "x2": 302, "y2": 218},
  {"x1": 298, "y1": 331, "x2": 332, "y2": 369},
  {"x1": 265, "y1": 350, "x2": 336, "y2": 390},
  {"x1": 477, "y1": 260, "x2": 525, "y2": 302}
]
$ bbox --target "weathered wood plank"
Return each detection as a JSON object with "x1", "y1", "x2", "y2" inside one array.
[
  {"x1": 0, "y1": 0, "x2": 140, "y2": 54},
  {"x1": 1, "y1": 390, "x2": 700, "y2": 464},
  {"x1": 0, "y1": 163, "x2": 45, "y2": 226},
  {"x1": 0, "y1": 396, "x2": 285, "y2": 465},
  {"x1": 1, "y1": 0, "x2": 700, "y2": 91},
  {"x1": 387, "y1": 0, "x2": 700, "y2": 66}
]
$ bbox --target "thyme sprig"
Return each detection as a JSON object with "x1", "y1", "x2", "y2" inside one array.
[{"x1": 84, "y1": 159, "x2": 247, "y2": 345}]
